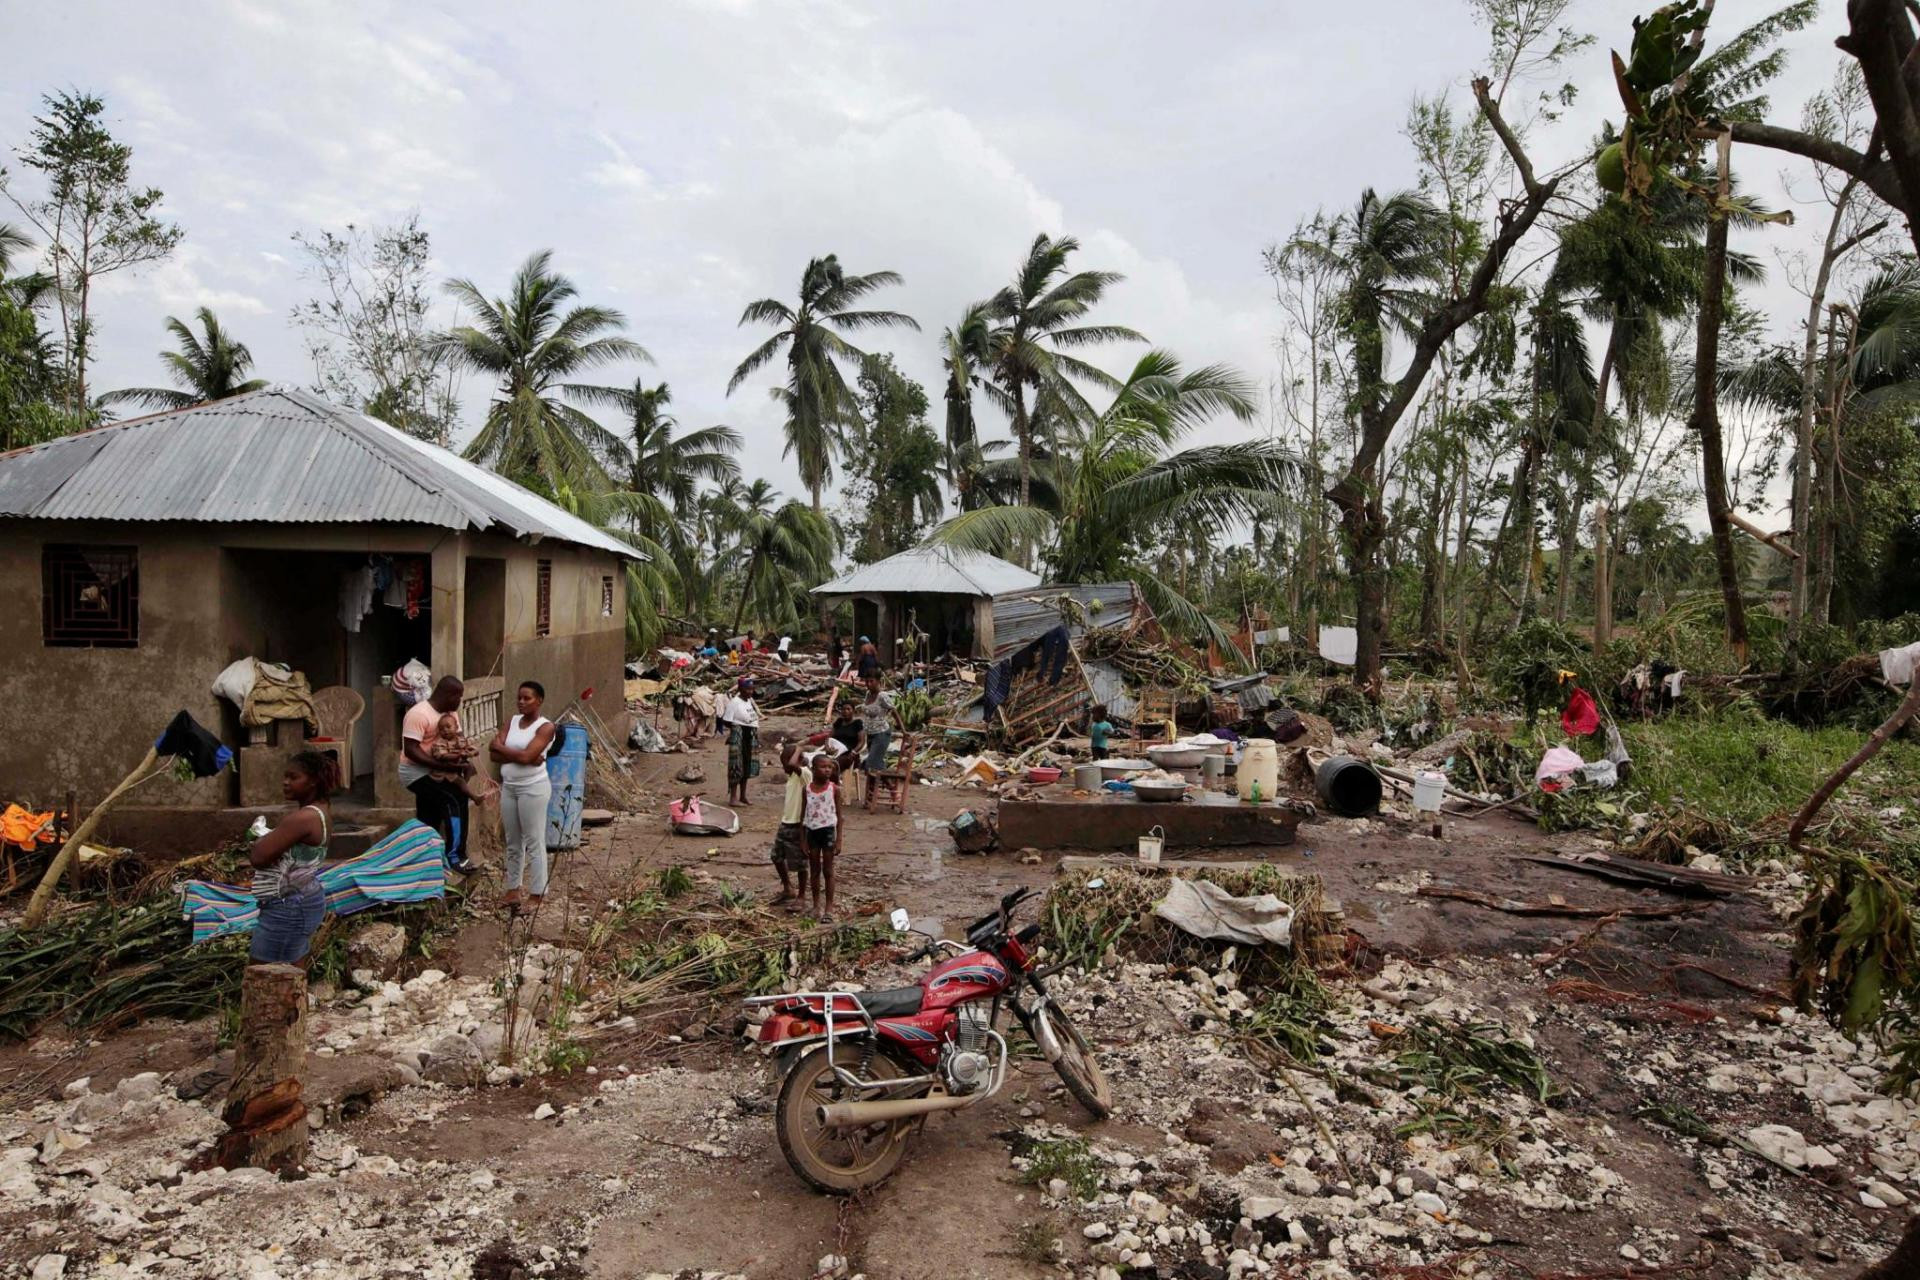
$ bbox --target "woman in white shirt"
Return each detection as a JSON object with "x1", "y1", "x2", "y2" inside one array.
[
  {"x1": 489, "y1": 680, "x2": 557, "y2": 915},
  {"x1": 723, "y1": 677, "x2": 761, "y2": 806}
]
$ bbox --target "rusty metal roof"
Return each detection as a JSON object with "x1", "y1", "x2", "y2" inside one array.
[{"x1": 0, "y1": 386, "x2": 642, "y2": 559}]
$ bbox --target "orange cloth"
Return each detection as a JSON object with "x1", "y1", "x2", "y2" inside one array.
[{"x1": 1, "y1": 804, "x2": 56, "y2": 850}]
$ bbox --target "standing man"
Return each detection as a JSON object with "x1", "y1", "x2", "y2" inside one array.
[{"x1": 399, "y1": 675, "x2": 476, "y2": 873}]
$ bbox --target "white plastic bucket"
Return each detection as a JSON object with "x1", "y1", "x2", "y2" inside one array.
[
  {"x1": 1138, "y1": 825, "x2": 1165, "y2": 864},
  {"x1": 1412, "y1": 770, "x2": 1446, "y2": 813}
]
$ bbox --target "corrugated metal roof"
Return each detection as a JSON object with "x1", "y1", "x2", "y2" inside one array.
[
  {"x1": 991, "y1": 582, "x2": 1143, "y2": 656},
  {"x1": 812, "y1": 544, "x2": 1040, "y2": 598},
  {"x1": 0, "y1": 386, "x2": 643, "y2": 559}
]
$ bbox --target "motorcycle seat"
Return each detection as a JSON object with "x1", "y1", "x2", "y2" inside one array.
[{"x1": 854, "y1": 986, "x2": 925, "y2": 1018}]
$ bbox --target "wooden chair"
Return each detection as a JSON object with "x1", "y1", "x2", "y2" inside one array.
[
  {"x1": 866, "y1": 733, "x2": 915, "y2": 813},
  {"x1": 311, "y1": 685, "x2": 366, "y2": 783}
]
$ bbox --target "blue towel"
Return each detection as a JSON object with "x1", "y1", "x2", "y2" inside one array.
[{"x1": 181, "y1": 819, "x2": 447, "y2": 944}]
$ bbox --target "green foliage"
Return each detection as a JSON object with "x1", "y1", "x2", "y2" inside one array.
[
  {"x1": 728, "y1": 254, "x2": 918, "y2": 508},
  {"x1": 542, "y1": 1037, "x2": 592, "y2": 1075},
  {"x1": 100, "y1": 307, "x2": 266, "y2": 412},
  {"x1": 657, "y1": 865, "x2": 694, "y2": 899},
  {"x1": 1391, "y1": 1016, "x2": 1557, "y2": 1104},
  {"x1": 1016, "y1": 1135, "x2": 1102, "y2": 1203},
  {"x1": 443, "y1": 249, "x2": 648, "y2": 492},
  {"x1": 842, "y1": 355, "x2": 943, "y2": 561},
  {"x1": 1242, "y1": 968, "x2": 1337, "y2": 1063},
  {"x1": 1490, "y1": 618, "x2": 1593, "y2": 724},
  {"x1": 1792, "y1": 851, "x2": 1920, "y2": 1095},
  {"x1": 1619, "y1": 711, "x2": 1920, "y2": 832}
]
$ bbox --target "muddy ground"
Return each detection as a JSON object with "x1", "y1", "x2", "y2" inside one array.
[{"x1": 0, "y1": 713, "x2": 1912, "y2": 1279}]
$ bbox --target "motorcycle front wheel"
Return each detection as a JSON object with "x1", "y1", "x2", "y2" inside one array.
[
  {"x1": 1031, "y1": 1002, "x2": 1112, "y2": 1119},
  {"x1": 776, "y1": 1043, "x2": 916, "y2": 1194}
]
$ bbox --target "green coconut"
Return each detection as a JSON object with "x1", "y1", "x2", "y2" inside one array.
[{"x1": 1596, "y1": 142, "x2": 1627, "y2": 194}]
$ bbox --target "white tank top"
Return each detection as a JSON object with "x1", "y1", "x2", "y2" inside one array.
[{"x1": 500, "y1": 715, "x2": 552, "y2": 785}]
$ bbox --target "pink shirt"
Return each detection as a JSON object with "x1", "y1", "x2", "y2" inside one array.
[{"x1": 398, "y1": 701, "x2": 458, "y2": 784}]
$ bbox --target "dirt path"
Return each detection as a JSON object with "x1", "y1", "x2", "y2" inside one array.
[{"x1": 2, "y1": 716, "x2": 1909, "y2": 1279}]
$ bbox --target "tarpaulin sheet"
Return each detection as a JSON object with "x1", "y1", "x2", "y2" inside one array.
[{"x1": 1153, "y1": 877, "x2": 1295, "y2": 948}]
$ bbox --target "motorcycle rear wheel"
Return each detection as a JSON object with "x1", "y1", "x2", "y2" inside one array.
[
  {"x1": 1034, "y1": 1003, "x2": 1112, "y2": 1119},
  {"x1": 776, "y1": 1044, "x2": 916, "y2": 1194}
]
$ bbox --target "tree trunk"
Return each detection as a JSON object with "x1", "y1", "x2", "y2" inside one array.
[
  {"x1": 1339, "y1": 493, "x2": 1389, "y2": 696},
  {"x1": 1837, "y1": 0, "x2": 1920, "y2": 259},
  {"x1": 731, "y1": 552, "x2": 762, "y2": 635},
  {"x1": 1791, "y1": 182, "x2": 1862, "y2": 651},
  {"x1": 1789, "y1": 675, "x2": 1920, "y2": 850},
  {"x1": 217, "y1": 963, "x2": 310, "y2": 1171},
  {"x1": 1593, "y1": 503, "x2": 1613, "y2": 651},
  {"x1": 22, "y1": 746, "x2": 161, "y2": 929},
  {"x1": 1691, "y1": 132, "x2": 1750, "y2": 662}
]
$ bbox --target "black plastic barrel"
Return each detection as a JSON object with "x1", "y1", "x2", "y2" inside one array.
[{"x1": 1315, "y1": 755, "x2": 1382, "y2": 817}]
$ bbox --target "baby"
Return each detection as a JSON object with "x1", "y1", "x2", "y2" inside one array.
[{"x1": 426, "y1": 712, "x2": 477, "y2": 784}]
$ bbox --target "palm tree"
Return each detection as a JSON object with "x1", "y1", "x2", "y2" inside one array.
[
  {"x1": 940, "y1": 300, "x2": 995, "y2": 505},
  {"x1": 980, "y1": 235, "x2": 1143, "y2": 549},
  {"x1": 932, "y1": 351, "x2": 1290, "y2": 654},
  {"x1": 0, "y1": 222, "x2": 31, "y2": 279},
  {"x1": 727, "y1": 255, "x2": 918, "y2": 511},
  {"x1": 440, "y1": 250, "x2": 648, "y2": 492},
  {"x1": 573, "y1": 379, "x2": 742, "y2": 517},
  {"x1": 717, "y1": 481, "x2": 836, "y2": 633},
  {"x1": 99, "y1": 307, "x2": 269, "y2": 412}
]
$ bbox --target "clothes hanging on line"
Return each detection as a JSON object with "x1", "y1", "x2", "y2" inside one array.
[{"x1": 338, "y1": 565, "x2": 376, "y2": 632}]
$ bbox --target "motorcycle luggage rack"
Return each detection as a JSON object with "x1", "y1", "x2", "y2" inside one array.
[{"x1": 746, "y1": 990, "x2": 943, "y2": 1093}]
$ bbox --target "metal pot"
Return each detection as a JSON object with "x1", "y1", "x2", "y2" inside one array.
[
  {"x1": 1097, "y1": 757, "x2": 1154, "y2": 781},
  {"x1": 1130, "y1": 778, "x2": 1188, "y2": 803}
]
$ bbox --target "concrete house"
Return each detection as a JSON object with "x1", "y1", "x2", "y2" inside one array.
[
  {"x1": 811, "y1": 545, "x2": 1041, "y2": 661},
  {"x1": 0, "y1": 387, "x2": 639, "y2": 828}
]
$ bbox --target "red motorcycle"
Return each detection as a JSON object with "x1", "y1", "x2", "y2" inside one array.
[{"x1": 747, "y1": 887, "x2": 1112, "y2": 1193}]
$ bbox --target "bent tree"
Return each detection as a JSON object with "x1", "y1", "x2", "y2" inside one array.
[{"x1": 1329, "y1": 78, "x2": 1561, "y2": 693}]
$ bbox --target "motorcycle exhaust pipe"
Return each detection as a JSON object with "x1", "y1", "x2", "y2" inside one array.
[{"x1": 817, "y1": 1091, "x2": 979, "y2": 1128}]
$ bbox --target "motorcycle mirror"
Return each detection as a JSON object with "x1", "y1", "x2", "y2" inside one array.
[
  {"x1": 889, "y1": 907, "x2": 910, "y2": 932},
  {"x1": 1085, "y1": 877, "x2": 1106, "y2": 889}
]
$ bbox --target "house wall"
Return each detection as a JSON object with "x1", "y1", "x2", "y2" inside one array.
[{"x1": 0, "y1": 519, "x2": 630, "y2": 815}]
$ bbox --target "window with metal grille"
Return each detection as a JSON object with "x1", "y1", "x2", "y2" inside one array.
[
  {"x1": 43, "y1": 544, "x2": 139, "y2": 648},
  {"x1": 601, "y1": 575, "x2": 614, "y2": 618},
  {"x1": 536, "y1": 559, "x2": 552, "y2": 637}
]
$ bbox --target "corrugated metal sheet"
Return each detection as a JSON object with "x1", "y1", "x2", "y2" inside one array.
[
  {"x1": 1082, "y1": 660, "x2": 1139, "y2": 720},
  {"x1": 991, "y1": 582, "x2": 1143, "y2": 656},
  {"x1": 0, "y1": 386, "x2": 643, "y2": 560},
  {"x1": 812, "y1": 544, "x2": 1040, "y2": 598}
]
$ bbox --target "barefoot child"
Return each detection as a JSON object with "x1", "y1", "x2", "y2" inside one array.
[
  {"x1": 801, "y1": 753, "x2": 843, "y2": 919},
  {"x1": 770, "y1": 740, "x2": 809, "y2": 908}
]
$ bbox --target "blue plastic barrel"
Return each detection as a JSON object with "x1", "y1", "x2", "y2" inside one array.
[{"x1": 545, "y1": 724, "x2": 589, "y2": 849}]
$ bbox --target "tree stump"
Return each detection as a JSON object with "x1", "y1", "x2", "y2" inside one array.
[{"x1": 216, "y1": 963, "x2": 309, "y2": 1171}]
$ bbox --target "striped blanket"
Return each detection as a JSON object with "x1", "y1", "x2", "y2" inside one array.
[{"x1": 180, "y1": 819, "x2": 447, "y2": 944}]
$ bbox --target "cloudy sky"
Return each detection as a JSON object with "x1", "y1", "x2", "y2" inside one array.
[{"x1": 0, "y1": 0, "x2": 1865, "y2": 519}]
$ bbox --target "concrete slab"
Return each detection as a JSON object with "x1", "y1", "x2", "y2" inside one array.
[{"x1": 997, "y1": 790, "x2": 1301, "y2": 853}]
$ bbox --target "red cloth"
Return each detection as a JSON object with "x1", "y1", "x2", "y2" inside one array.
[{"x1": 1561, "y1": 686, "x2": 1600, "y2": 737}]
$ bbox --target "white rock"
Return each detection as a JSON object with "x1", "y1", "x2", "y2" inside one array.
[
  {"x1": 1084, "y1": 1222, "x2": 1112, "y2": 1239},
  {"x1": 1802, "y1": 1144, "x2": 1839, "y2": 1170},
  {"x1": 1619, "y1": 1244, "x2": 1640, "y2": 1260},
  {"x1": 1743, "y1": 1124, "x2": 1808, "y2": 1169},
  {"x1": 59, "y1": 1078, "x2": 90, "y2": 1100},
  {"x1": 30, "y1": 1256, "x2": 67, "y2": 1280},
  {"x1": 532, "y1": 1103, "x2": 556, "y2": 1120},
  {"x1": 1866, "y1": 1179, "x2": 1909, "y2": 1207},
  {"x1": 113, "y1": 1072, "x2": 163, "y2": 1101},
  {"x1": 1242, "y1": 1197, "x2": 1287, "y2": 1221},
  {"x1": 1408, "y1": 1191, "x2": 1447, "y2": 1216}
]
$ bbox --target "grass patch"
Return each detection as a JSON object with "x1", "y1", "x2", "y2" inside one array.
[
  {"x1": 1010, "y1": 1218, "x2": 1061, "y2": 1264},
  {"x1": 1017, "y1": 1135, "x2": 1102, "y2": 1203},
  {"x1": 1620, "y1": 711, "x2": 1920, "y2": 832},
  {"x1": 542, "y1": 1037, "x2": 592, "y2": 1074}
]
